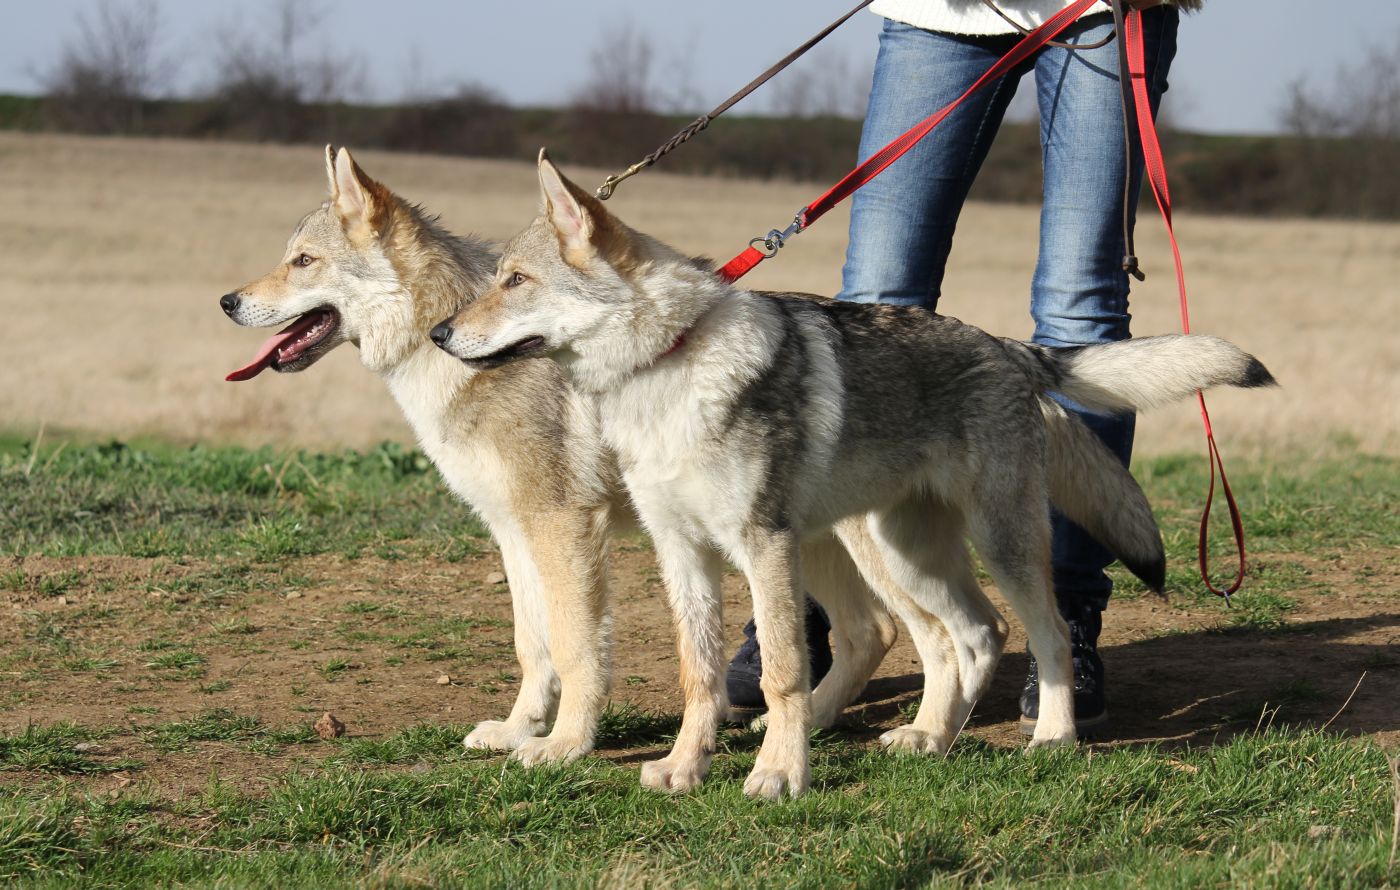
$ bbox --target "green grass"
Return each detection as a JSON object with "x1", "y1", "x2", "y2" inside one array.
[
  {"x1": 0, "y1": 724, "x2": 141, "y2": 776},
  {"x1": 3, "y1": 437, "x2": 1393, "y2": 570},
  {"x1": 135, "y1": 709, "x2": 314, "y2": 756},
  {"x1": 0, "y1": 438, "x2": 487, "y2": 561},
  {"x1": 0, "y1": 438, "x2": 1395, "y2": 885},
  {"x1": 0, "y1": 729, "x2": 1394, "y2": 887}
]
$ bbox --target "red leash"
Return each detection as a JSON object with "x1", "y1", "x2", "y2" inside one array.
[
  {"x1": 716, "y1": 1, "x2": 1248, "y2": 598},
  {"x1": 717, "y1": 0, "x2": 1100, "y2": 283},
  {"x1": 1124, "y1": 9, "x2": 1246, "y2": 597}
]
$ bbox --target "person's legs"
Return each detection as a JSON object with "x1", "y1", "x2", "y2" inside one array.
[
  {"x1": 728, "y1": 20, "x2": 1029, "y2": 713},
  {"x1": 1019, "y1": 8, "x2": 1180, "y2": 731},
  {"x1": 841, "y1": 20, "x2": 1027, "y2": 308}
]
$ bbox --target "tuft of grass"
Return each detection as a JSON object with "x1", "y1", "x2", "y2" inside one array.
[
  {"x1": 144, "y1": 651, "x2": 205, "y2": 671},
  {"x1": 333, "y1": 723, "x2": 475, "y2": 765},
  {"x1": 342, "y1": 601, "x2": 403, "y2": 617},
  {"x1": 0, "y1": 724, "x2": 140, "y2": 775},
  {"x1": 138, "y1": 709, "x2": 312, "y2": 756},
  {"x1": 1222, "y1": 588, "x2": 1299, "y2": 632},
  {"x1": 594, "y1": 704, "x2": 682, "y2": 748},
  {"x1": 62, "y1": 656, "x2": 119, "y2": 673},
  {"x1": 319, "y1": 659, "x2": 353, "y2": 681},
  {"x1": 213, "y1": 618, "x2": 258, "y2": 636},
  {"x1": 0, "y1": 440, "x2": 487, "y2": 561}
]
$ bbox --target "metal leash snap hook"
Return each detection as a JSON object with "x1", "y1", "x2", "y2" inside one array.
[
  {"x1": 749, "y1": 214, "x2": 806, "y2": 259},
  {"x1": 595, "y1": 176, "x2": 621, "y2": 201},
  {"x1": 749, "y1": 232, "x2": 784, "y2": 259},
  {"x1": 595, "y1": 160, "x2": 649, "y2": 201}
]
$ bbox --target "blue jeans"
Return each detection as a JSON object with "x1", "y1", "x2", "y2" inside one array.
[{"x1": 839, "y1": 9, "x2": 1179, "y2": 612}]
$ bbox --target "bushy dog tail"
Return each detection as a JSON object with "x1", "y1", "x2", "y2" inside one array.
[
  {"x1": 1041, "y1": 399, "x2": 1166, "y2": 594},
  {"x1": 1019, "y1": 334, "x2": 1276, "y2": 414}
]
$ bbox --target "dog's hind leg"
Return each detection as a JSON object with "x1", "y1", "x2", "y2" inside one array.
[
  {"x1": 838, "y1": 500, "x2": 1006, "y2": 756},
  {"x1": 964, "y1": 473, "x2": 1076, "y2": 750},
  {"x1": 464, "y1": 523, "x2": 559, "y2": 754},
  {"x1": 640, "y1": 529, "x2": 727, "y2": 794},
  {"x1": 512, "y1": 505, "x2": 614, "y2": 766},
  {"x1": 802, "y1": 534, "x2": 898, "y2": 730},
  {"x1": 735, "y1": 529, "x2": 812, "y2": 800}
]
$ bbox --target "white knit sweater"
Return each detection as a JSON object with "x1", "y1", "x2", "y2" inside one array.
[{"x1": 870, "y1": 0, "x2": 1197, "y2": 36}]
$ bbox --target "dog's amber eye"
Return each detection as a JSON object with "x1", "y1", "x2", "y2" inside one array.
[
  {"x1": 294, "y1": 253, "x2": 315, "y2": 267},
  {"x1": 505, "y1": 271, "x2": 527, "y2": 288}
]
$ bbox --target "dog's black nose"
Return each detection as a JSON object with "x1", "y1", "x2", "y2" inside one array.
[
  {"x1": 429, "y1": 321, "x2": 453, "y2": 347},
  {"x1": 219, "y1": 293, "x2": 241, "y2": 315}
]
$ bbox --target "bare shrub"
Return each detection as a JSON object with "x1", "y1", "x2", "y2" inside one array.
[
  {"x1": 572, "y1": 24, "x2": 659, "y2": 115},
  {"x1": 383, "y1": 83, "x2": 516, "y2": 157},
  {"x1": 204, "y1": 0, "x2": 366, "y2": 143},
  {"x1": 764, "y1": 46, "x2": 872, "y2": 121},
  {"x1": 563, "y1": 25, "x2": 676, "y2": 168},
  {"x1": 39, "y1": 0, "x2": 176, "y2": 133},
  {"x1": 1279, "y1": 30, "x2": 1400, "y2": 217}
]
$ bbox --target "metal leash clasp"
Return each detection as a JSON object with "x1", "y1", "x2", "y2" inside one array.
[
  {"x1": 596, "y1": 160, "x2": 650, "y2": 201},
  {"x1": 749, "y1": 213, "x2": 806, "y2": 258}
]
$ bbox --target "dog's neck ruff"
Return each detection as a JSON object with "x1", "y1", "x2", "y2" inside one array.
[{"x1": 657, "y1": 330, "x2": 687, "y2": 361}]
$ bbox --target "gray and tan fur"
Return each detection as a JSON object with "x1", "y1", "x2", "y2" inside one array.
[
  {"x1": 433, "y1": 152, "x2": 1275, "y2": 800},
  {"x1": 219, "y1": 148, "x2": 622, "y2": 765},
  {"x1": 218, "y1": 149, "x2": 911, "y2": 764}
]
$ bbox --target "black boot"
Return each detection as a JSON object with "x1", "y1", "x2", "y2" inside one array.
[
  {"x1": 725, "y1": 597, "x2": 833, "y2": 716},
  {"x1": 1019, "y1": 603, "x2": 1107, "y2": 737}
]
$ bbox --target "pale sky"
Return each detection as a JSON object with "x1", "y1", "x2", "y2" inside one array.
[{"x1": 4, "y1": 1, "x2": 1398, "y2": 135}]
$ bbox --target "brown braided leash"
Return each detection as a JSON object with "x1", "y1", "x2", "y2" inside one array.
[{"x1": 595, "y1": 0, "x2": 876, "y2": 199}]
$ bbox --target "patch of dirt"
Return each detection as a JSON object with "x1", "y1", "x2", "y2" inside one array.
[{"x1": 1, "y1": 545, "x2": 1396, "y2": 798}]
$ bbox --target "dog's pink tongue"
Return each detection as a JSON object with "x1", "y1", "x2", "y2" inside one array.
[
  {"x1": 225, "y1": 330, "x2": 298, "y2": 382},
  {"x1": 225, "y1": 313, "x2": 321, "y2": 382}
]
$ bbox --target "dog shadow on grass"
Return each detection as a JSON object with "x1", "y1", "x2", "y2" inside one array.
[{"x1": 845, "y1": 612, "x2": 1400, "y2": 749}]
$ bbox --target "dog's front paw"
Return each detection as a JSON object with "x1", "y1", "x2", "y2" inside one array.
[
  {"x1": 463, "y1": 719, "x2": 538, "y2": 752},
  {"x1": 879, "y1": 724, "x2": 952, "y2": 756},
  {"x1": 742, "y1": 761, "x2": 810, "y2": 801},
  {"x1": 1025, "y1": 730, "x2": 1077, "y2": 752},
  {"x1": 640, "y1": 754, "x2": 710, "y2": 793},
  {"x1": 512, "y1": 733, "x2": 593, "y2": 767}
]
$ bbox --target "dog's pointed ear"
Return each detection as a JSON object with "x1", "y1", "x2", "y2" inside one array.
[
  {"x1": 537, "y1": 148, "x2": 634, "y2": 270},
  {"x1": 538, "y1": 149, "x2": 592, "y2": 253},
  {"x1": 324, "y1": 144, "x2": 339, "y2": 200},
  {"x1": 332, "y1": 147, "x2": 392, "y2": 235}
]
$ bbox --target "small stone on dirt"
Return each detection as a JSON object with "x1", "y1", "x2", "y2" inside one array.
[
  {"x1": 286, "y1": 591, "x2": 303, "y2": 600},
  {"x1": 484, "y1": 571, "x2": 506, "y2": 585},
  {"x1": 314, "y1": 712, "x2": 346, "y2": 739},
  {"x1": 73, "y1": 742, "x2": 100, "y2": 753},
  {"x1": 436, "y1": 674, "x2": 452, "y2": 686}
]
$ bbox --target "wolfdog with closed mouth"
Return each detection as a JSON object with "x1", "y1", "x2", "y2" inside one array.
[{"x1": 431, "y1": 151, "x2": 1276, "y2": 800}]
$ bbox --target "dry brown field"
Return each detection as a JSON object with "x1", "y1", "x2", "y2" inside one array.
[{"x1": 2, "y1": 131, "x2": 1397, "y2": 456}]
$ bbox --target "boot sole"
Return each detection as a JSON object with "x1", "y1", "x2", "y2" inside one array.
[
  {"x1": 725, "y1": 705, "x2": 766, "y2": 724},
  {"x1": 1018, "y1": 710, "x2": 1109, "y2": 740}
]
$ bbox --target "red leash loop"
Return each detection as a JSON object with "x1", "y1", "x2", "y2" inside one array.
[
  {"x1": 718, "y1": 245, "x2": 768, "y2": 283},
  {"x1": 1125, "y1": 9, "x2": 1246, "y2": 597}
]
